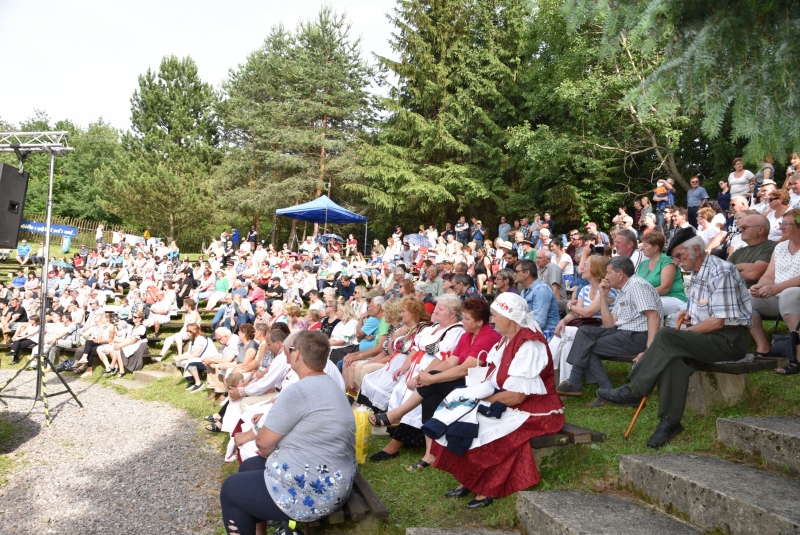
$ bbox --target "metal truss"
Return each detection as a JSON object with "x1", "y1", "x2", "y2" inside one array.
[{"x1": 0, "y1": 131, "x2": 74, "y2": 153}]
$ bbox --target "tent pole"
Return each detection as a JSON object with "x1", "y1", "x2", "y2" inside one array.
[{"x1": 364, "y1": 222, "x2": 368, "y2": 254}]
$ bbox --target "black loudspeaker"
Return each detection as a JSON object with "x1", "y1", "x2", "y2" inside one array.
[{"x1": 0, "y1": 163, "x2": 30, "y2": 248}]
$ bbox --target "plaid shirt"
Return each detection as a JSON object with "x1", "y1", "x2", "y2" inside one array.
[
  {"x1": 688, "y1": 254, "x2": 752, "y2": 327},
  {"x1": 612, "y1": 275, "x2": 663, "y2": 331}
]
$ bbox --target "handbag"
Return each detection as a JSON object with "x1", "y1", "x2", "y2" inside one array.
[
  {"x1": 567, "y1": 317, "x2": 602, "y2": 328},
  {"x1": 771, "y1": 329, "x2": 799, "y2": 362}
]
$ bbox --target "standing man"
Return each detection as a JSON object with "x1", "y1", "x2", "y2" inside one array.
[
  {"x1": 455, "y1": 216, "x2": 470, "y2": 247},
  {"x1": 497, "y1": 216, "x2": 511, "y2": 242},
  {"x1": 470, "y1": 218, "x2": 486, "y2": 249},
  {"x1": 247, "y1": 226, "x2": 258, "y2": 246},
  {"x1": 441, "y1": 222, "x2": 456, "y2": 243},
  {"x1": 686, "y1": 175, "x2": 709, "y2": 228},
  {"x1": 514, "y1": 259, "x2": 559, "y2": 332},
  {"x1": 597, "y1": 229, "x2": 752, "y2": 448}
]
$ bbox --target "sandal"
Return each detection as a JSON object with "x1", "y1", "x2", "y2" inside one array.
[
  {"x1": 407, "y1": 459, "x2": 430, "y2": 472},
  {"x1": 204, "y1": 415, "x2": 220, "y2": 423},
  {"x1": 205, "y1": 422, "x2": 222, "y2": 433},
  {"x1": 776, "y1": 361, "x2": 800, "y2": 375},
  {"x1": 369, "y1": 412, "x2": 398, "y2": 428},
  {"x1": 754, "y1": 351, "x2": 772, "y2": 358},
  {"x1": 369, "y1": 450, "x2": 399, "y2": 462},
  {"x1": 118, "y1": 372, "x2": 126, "y2": 378}
]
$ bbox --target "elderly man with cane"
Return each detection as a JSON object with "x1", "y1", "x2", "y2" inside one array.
[{"x1": 596, "y1": 227, "x2": 752, "y2": 448}]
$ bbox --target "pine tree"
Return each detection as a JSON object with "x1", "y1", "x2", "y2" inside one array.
[
  {"x1": 347, "y1": 0, "x2": 529, "y2": 229},
  {"x1": 218, "y1": 6, "x2": 376, "y2": 238},
  {"x1": 111, "y1": 55, "x2": 220, "y2": 242}
]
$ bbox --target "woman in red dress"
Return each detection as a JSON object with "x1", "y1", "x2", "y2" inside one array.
[{"x1": 426, "y1": 292, "x2": 564, "y2": 508}]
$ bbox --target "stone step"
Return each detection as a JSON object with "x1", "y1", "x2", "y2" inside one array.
[
  {"x1": 109, "y1": 378, "x2": 149, "y2": 389},
  {"x1": 407, "y1": 530, "x2": 518, "y2": 535},
  {"x1": 132, "y1": 370, "x2": 175, "y2": 384},
  {"x1": 717, "y1": 416, "x2": 800, "y2": 473},
  {"x1": 516, "y1": 490, "x2": 699, "y2": 535},
  {"x1": 619, "y1": 453, "x2": 800, "y2": 534},
  {"x1": 159, "y1": 362, "x2": 181, "y2": 375}
]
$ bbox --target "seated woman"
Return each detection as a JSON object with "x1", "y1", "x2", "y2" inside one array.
[
  {"x1": 342, "y1": 296, "x2": 394, "y2": 391},
  {"x1": 637, "y1": 231, "x2": 686, "y2": 315},
  {"x1": 219, "y1": 330, "x2": 356, "y2": 534},
  {"x1": 285, "y1": 303, "x2": 309, "y2": 332},
  {"x1": 748, "y1": 209, "x2": 800, "y2": 371},
  {"x1": 370, "y1": 298, "x2": 501, "y2": 465},
  {"x1": 426, "y1": 292, "x2": 564, "y2": 508},
  {"x1": 360, "y1": 295, "x2": 464, "y2": 469},
  {"x1": 7, "y1": 314, "x2": 40, "y2": 365},
  {"x1": 109, "y1": 312, "x2": 147, "y2": 376},
  {"x1": 328, "y1": 301, "x2": 359, "y2": 364},
  {"x1": 175, "y1": 323, "x2": 219, "y2": 393},
  {"x1": 159, "y1": 297, "x2": 201, "y2": 361},
  {"x1": 551, "y1": 255, "x2": 618, "y2": 384}
]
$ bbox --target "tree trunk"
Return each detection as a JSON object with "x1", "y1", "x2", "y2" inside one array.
[
  {"x1": 288, "y1": 220, "x2": 298, "y2": 251},
  {"x1": 169, "y1": 213, "x2": 175, "y2": 244}
]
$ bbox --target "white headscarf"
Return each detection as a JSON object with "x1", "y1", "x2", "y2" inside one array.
[{"x1": 490, "y1": 292, "x2": 541, "y2": 333}]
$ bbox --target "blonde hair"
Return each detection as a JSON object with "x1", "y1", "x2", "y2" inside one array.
[
  {"x1": 338, "y1": 303, "x2": 358, "y2": 323},
  {"x1": 382, "y1": 298, "x2": 402, "y2": 323},
  {"x1": 225, "y1": 370, "x2": 244, "y2": 388}
]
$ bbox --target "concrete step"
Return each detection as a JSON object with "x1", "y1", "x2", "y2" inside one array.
[
  {"x1": 717, "y1": 416, "x2": 800, "y2": 473},
  {"x1": 619, "y1": 453, "x2": 800, "y2": 534},
  {"x1": 159, "y1": 362, "x2": 181, "y2": 375},
  {"x1": 516, "y1": 490, "x2": 699, "y2": 535},
  {"x1": 110, "y1": 378, "x2": 149, "y2": 389},
  {"x1": 407, "y1": 530, "x2": 519, "y2": 535},
  {"x1": 132, "y1": 370, "x2": 175, "y2": 384}
]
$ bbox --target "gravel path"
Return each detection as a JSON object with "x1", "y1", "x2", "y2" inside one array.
[{"x1": 0, "y1": 369, "x2": 222, "y2": 534}]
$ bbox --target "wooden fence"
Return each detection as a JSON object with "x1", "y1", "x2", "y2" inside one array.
[{"x1": 18, "y1": 213, "x2": 205, "y2": 254}]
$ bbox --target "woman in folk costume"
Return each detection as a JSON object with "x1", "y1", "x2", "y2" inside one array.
[{"x1": 424, "y1": 292, "x2": 564, "y2": 509}]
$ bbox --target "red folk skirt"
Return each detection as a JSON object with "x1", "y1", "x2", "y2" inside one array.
[{"x1": 430, "y1": 410, "x2": 564, "y2": 498}]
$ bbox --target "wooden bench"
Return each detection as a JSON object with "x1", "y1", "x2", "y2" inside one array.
[
  {"x1": 531, "y1": 423, "x2": 605, "y2": 464},
  {"x1": 299, "y1": 470, "x2": 388, "y2": 534},
  {"x1": 602, "y1": 354, "x2": 788, "y2": 415}
]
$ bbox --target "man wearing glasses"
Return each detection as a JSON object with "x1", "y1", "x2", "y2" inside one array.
[
  {"x1": 514, "y1": 259, "x2": 559, "y2": 332},
  {"x1": 704, "y1": 195, "x2": 750, "y2": 258},
  {"x1": 597, "y1": 227, "x2": 752, "y2": 448},
  {"x1": 727, "y1": 214, "x2": 776, "y2": 288},
  {"x1": 686, "y1": 175, "x2": 709, "y2": 228}
]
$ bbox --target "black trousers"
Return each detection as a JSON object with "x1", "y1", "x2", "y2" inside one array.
[
  {"x1": 10, "y1": 339, "x2": 37, "y2": 358},
  {"x1": 82, "y1": 340, "x2": 101, "y2": 368},
  {"x1": 220, "y1": 455, "x2": 290, "y2": 534},
  {"x1": 417, "y1": 370, "x2": 466, "y2": 422}
]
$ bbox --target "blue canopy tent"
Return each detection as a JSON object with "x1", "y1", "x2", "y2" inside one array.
[{"x1": 274, "y1": 195, "x2": 369, "y2": 250}]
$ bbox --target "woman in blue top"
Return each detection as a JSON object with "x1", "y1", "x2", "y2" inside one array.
[
  {"x1": 220, "y1": 330, "x2": 355, "y2": 534},
  {"x1": 554, "y1": 255, "x2": 618, "y2": 338},
  {"x1": 637, "y1": 231, "x2": 687, "y2": 315}
]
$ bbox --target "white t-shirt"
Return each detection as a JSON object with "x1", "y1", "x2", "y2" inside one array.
[{"x1": 728, "y1": 170, "x2": 755, "y2": 197}]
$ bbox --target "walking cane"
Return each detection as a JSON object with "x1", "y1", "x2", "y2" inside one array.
[{"x1": 623, "y1": 316, "x2": 684, "y2": 440}]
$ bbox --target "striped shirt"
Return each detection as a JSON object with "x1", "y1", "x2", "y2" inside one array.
[
  {"x1": 612, "y1": 275, "x2": 663, "y2": 331},
  {"x1": 688, "y1": 254, "x2": 752, "y2": 327}
]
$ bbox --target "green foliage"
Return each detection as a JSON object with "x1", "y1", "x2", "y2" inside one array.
[
  {"x1": 562, "y1": 0, "x2": 800, "y2": 164},
  {"x1": 348, "y1": 0, "x2": 530, "y2": 232},
  {"x1": 0, "y1": 112, "x2": 123, "y2": 222},
  {"x1": 218, "y1": 6, "x2": 376, "y2": 222},
  {"x1": 111, "y1": 55, "x2": 221, "y2": 242}
]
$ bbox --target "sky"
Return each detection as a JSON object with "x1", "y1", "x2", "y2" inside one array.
[{"x1": 0, "y1": 0, "x2": 396, "y2": 132}]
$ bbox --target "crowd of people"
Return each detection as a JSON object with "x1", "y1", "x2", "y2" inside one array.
[{"x1": 3, "y1": 153, "x2": 800, "y2": 535}]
